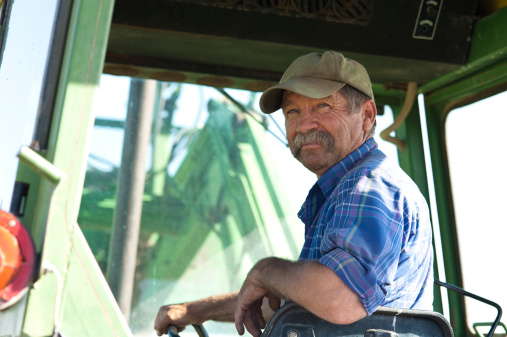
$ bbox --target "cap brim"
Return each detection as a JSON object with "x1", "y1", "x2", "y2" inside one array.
[{"x1": 259, "y1": 77, "x2": 346, "y2": 114}]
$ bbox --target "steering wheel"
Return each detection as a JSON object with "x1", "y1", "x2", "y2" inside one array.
[{"x1": 167, "y1": 324, "x2": 209, "y2": 337}]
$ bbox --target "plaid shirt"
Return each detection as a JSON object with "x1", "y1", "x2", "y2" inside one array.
[{"x1": 298, "y1": 138, "x2": 433, "y2": 315}]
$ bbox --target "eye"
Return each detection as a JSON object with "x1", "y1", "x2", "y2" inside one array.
[
  {"x1": 317, "y1": 102, "x2": 330, "y2": 109},
  {"x1": 284, "y1": 108, "x2": 299, "y2": 117}
]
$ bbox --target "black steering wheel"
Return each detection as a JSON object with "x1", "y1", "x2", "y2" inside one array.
[{"x1": 167, "y1": 324, "x2": 209, "y2": 337}]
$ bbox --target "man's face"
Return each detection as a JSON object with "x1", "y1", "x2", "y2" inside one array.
[{"x1": 282, "y1": 90, "x2": 372, "y2": 177}]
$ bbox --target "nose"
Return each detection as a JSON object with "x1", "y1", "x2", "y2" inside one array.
[{"x1": 296, "y1": 109, "x2": 319, "y2": 134}]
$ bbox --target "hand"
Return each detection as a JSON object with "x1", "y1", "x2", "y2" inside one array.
[
  {"x1": 154, "y1": 303, "x2": 193, "y2": 336},
  {"x1": 235, "y1": 269, "x2": 270, "y2": 337}
]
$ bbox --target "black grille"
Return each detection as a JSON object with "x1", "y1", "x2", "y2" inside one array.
[{"x1": 174, "y1": 0, "x2": 372, "y2": 23}]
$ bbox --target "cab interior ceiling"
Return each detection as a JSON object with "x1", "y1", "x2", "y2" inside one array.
[{"x1": 105, "y1": 0, "x2": 481, "y2": 97}]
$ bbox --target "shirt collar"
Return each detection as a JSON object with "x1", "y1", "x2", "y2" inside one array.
[
  {"x1": 297, "y1": 138, "x2": 378, "y2": 224},
  {"x1": 316, "y1": 137, "x2": 378, "y2": 199}
]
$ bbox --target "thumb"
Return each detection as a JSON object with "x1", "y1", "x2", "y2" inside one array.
[{"x1": 268, "y1": 294, "x2": 281, "y2": 312}]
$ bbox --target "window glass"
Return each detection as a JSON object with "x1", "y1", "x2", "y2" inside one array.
[
  {"x1": 0, "y1": 0, "x2": 58, "y2": 210},
  {"x1": 78, "y1": 74, "x2": 399, "y2": 336},
  {"x1": 0, "y1": 1, "x2": 6, "y2": 32},
  {"x1": 375, "y1": 106, "x2": 399, "y2": 164},
  {"x1": 446, "y1": 91, "x2": 507, "y2": 333}
]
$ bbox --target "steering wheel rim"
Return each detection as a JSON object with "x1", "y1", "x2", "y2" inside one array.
[{"x1": 167, "y1": 324, "x2": 209, "y2": 337}]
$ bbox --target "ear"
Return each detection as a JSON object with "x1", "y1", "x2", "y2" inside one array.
[{"x1": 362, "y1": 100, "x2": 377, "y2": 132}]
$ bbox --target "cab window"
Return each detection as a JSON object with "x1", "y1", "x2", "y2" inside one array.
[{"x1": 445, "y1": 90, "x2": 507, "y2": 334}]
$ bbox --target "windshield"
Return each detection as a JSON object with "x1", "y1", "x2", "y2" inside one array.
[{"x1": 78, "y1": 74, "x2": 399, "y2": 336}]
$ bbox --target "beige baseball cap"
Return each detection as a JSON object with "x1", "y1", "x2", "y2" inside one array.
[{"x1": 259, "y1": 51, "x2": 373, "y2": 114}]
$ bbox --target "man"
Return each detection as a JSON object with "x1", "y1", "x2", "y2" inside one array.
[{"x1": 154, "y1": 51, "x2": 433, "y2": 337}]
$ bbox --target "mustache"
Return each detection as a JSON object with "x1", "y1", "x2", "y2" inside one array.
[{"x1": 291, "y1": 130, "x2": 334, "y2": 158}]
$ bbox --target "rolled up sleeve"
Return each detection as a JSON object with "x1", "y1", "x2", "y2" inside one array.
[{"x1": 318, "y1": 170, "x2": 405, "y2": 315}]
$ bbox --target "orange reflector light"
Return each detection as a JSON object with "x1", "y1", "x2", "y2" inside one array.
[
  {"x1": 0, "y1": 210, "x2": 35, "y2": 310},
  {"x1": 0, "y1": 226, "x2": 22, "y2": 289}
]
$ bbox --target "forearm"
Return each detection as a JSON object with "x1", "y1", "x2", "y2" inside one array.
[
  {"x1": 252, "y1": 257, "x2": 366, "y2": 324},
  {"x1": 186, "y1": 292, "x2": 239, "y2": 323},
  {"x1": 155, "y1": 292, "x2": 238, "y2": 336}
]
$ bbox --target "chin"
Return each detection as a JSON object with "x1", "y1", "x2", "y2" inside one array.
[{"x1": 300, "y1": 161, "x2": 326, "y2": 174}]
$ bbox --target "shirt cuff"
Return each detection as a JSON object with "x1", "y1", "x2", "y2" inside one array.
[{"x1": 319, "y1": 248, "x2": 386, "y2": 315}]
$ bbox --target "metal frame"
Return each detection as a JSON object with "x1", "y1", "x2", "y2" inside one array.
[
  {"x1": 416, "y1": 8, "x2": 507, "y2": 336},
  {"x1": 15, "y1": 0, "x2": 133, "y2": 335}
]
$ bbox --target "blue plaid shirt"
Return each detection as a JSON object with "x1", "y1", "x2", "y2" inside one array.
[{"x1": 298, "y1": 138, "x2": 433, "y2": 315}]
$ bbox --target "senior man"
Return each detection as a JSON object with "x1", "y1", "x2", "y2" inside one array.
[{"x1": 154, "y1": 51, "x2": 433, "y2": 337}]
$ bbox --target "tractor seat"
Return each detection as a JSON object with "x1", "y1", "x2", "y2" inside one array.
[{"x1": 261, "y1": 302, "x2": 453, "y2": 337}]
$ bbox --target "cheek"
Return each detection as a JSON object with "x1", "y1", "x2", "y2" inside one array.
[
  {"x1": 286, "y1": 134, "x2": 296, "y2": 150},
  {"x1": 355, "y1": 118, "x2": 366, "y2": 134},
  {"x1": 285, "y1": 121, "x2": 297, "y2": 139},
  {"x1": 340, "y1": 116, "x2": 362, "y2": 135}
]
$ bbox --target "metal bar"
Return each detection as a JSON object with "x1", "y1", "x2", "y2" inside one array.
[
  {"x1": 106, "y1": 78, "x2": 156, "y2": 322},
  {"x1": 0, "y1": 0, "x2": 13, "y2": 62},
  {"x1": 473, "y1": 322, "x2": 507, "y2": 337},
  {"x1": 17, "y1": 146, "x2": 66, "y2": 185},
  {"x1": 418, "y1": 48, "x2": 507, "y2": 94},
  {"x1": 417, "y1": 94, "x2": 449, "y2": 319},
  {"x1": 380, "y1": 82, "x2": 417, "y2": 151},
  {"x1": 435, "y1": 279, "x2": 503, "y2": 337},
  {"x1": 33, "y1": 0, "x2": 74, "y2": 150}
]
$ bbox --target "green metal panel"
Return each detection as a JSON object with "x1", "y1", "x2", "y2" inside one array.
[
  {"x1": 423, "y1": 101, "x2": 466, "y2": 337},
  {"x1": 391, "y1": 100, "x2": 453, "y2": 318},
  {"x1": 425, "y1": 59, "x2": 507, "y2": 107},
  {"x1": 20, "y1": 0, "x2": 130, "y2": 335},
  {"x1": 419, "y1": 7, "x2": 507, "y2": 95},
  {"x1": 385, "y1": 98, "x2": 451, "y2": 316},
  {"x1": 237, "y1": 116, "x2": 302, "y2": 257},
  {"x1": 60, "y1": 225, "x2": 131, "y2": 335},
  {"x1": 467, "y1": 7, "x2": 507, "y2": 64}
]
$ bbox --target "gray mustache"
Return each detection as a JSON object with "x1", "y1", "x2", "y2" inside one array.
[{"x1": 291, "y1": 130, "x2": 334, "y2": 158}]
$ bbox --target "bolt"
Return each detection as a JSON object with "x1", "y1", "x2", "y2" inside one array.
[
  {"x1": 288, "y1": 330, "x2": 298, "y2": 337},
  {"x1": 9, "y1": 219, "x2": 16, "y2": 227}
]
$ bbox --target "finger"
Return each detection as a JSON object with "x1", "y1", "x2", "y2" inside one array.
[
  {"x1": 154, "y1": 310, "x2": 162, "y2": 330},
  {"x1": 243, "y1": 309, "x2": 262, "y2": 337},
  {"x1": 235, "y1": 306, "x2": 246, "y2": 335},
  {"x1": 155, "y1": 307, "x2": 168, "y2": 333},
  {"x1": 155, "y1": 316, "x2": 166, "y2": 335},
  {"x1": 250, "y1": 305, "x2": 266, "y2": 336},
  {"x1": 156, "y1": 322, "x2": 168, "y2": 337},
  {"x1": 256, "y1": 306, "x2": 266, "y2": 328},
  {"x1": 236, "y1": 305, "x2": 262, "y2": 336},
  {"x1": 268, "y1": 295, "x2": 281, "y2": 311}
]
